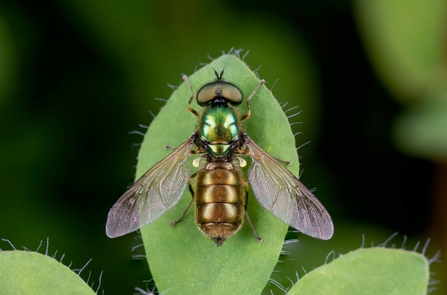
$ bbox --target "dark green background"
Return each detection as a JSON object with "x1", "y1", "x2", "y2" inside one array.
[{"x1": 0, "y1": 1, "x2": 443, "y2": 294}]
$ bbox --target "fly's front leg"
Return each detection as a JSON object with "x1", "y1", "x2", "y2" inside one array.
[
  {"x1": 241, "y1": 79, "x2": 265, "y2": 121},
  {"x1": 170, "y1": 172, "x2": 197, "y2": 227},
  {"x1": 243, "y1": 181, "x2": 263, "y2": 243},
  {"x1": 182, "y1": 74, "x2": 199, "y2": 117}
]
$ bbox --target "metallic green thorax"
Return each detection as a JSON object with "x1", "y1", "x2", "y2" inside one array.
[{"x1": 198, "y1": 105, "x2": 242, "y2": 158}]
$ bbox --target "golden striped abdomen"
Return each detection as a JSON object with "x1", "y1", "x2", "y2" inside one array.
[{"x1": 195, "y1": 161, "x2": 246, "y2": 246}]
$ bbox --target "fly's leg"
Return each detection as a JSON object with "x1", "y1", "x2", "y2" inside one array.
[
  {"x1": 182, "y1": 74, "x2": 199, "y2": 117},
  {"x1": 164, "y1": 143, "x2": 202, "y2": 153},
  {"x1": 241, "y1": 79, "x2": 265, "y2": 121},
  {"x1": 245, "y1": 212, "x2": 263, "y2": 243},
  {"x1": 170, "y1": 172, "x2": 197, "y2": 227},
  {"x1": 272, "y1": 157, "x2": 291, "y2": 165},
  {"x1": 170, "y1": 197, "x2": 193, "y2": 227},
  {"x1": 165, "y1": 133, "x2": 203, "y2": 154},
  {"x1": 238, "y1": 138, "x2": 291, "y2": 166},
  {"x1": 243, "y1": 182, "x2": 263, "y2": 243}
]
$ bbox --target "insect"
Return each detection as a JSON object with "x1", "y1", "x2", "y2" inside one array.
[{"x1": 106, "y1": 69, "x2": 334, "y2": 246}]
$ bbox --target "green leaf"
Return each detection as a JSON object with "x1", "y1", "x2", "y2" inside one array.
[
  {"x1": 0, "y1": 251, "x2": 95, "y2": 295},
  {"x1": 354, "y1": 0, "x2": 447, "y2": 101},
  {"x1": 393, "y1": 93, "x2": 447, "y2": 160},
  {"x1": 355, "y1": 0, "x2": 447, "y2": 160},
  {"x1": 288, "y1": 248, "x2": 429, "y2": 295},
  {"x1": 138, "y1": 54, "x2": 298, "y2": 294}
]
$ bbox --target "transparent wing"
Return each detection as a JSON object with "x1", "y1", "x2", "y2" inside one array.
[
  {"x1": 245, "y1": 136, "x2": 334, "y2": 240},
  {"x1": 106, "y1": 137, "x2": 195, "y2": 238}
]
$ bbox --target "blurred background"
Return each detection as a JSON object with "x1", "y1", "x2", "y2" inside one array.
[{"x1": 0, "y1": 0, "x2": 446, "y2": 294}]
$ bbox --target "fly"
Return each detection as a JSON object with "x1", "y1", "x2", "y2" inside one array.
[{"x1": 106, "y1": 69, "x2": 334, "y2": 246}]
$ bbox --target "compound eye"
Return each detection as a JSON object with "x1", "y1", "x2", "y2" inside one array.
[
  {"x1": 220, "y1": 82, "x2": 242, "y2": 105},
  {"x1": 197, "y1": 82, "x2": 217, "y2": 106}
]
